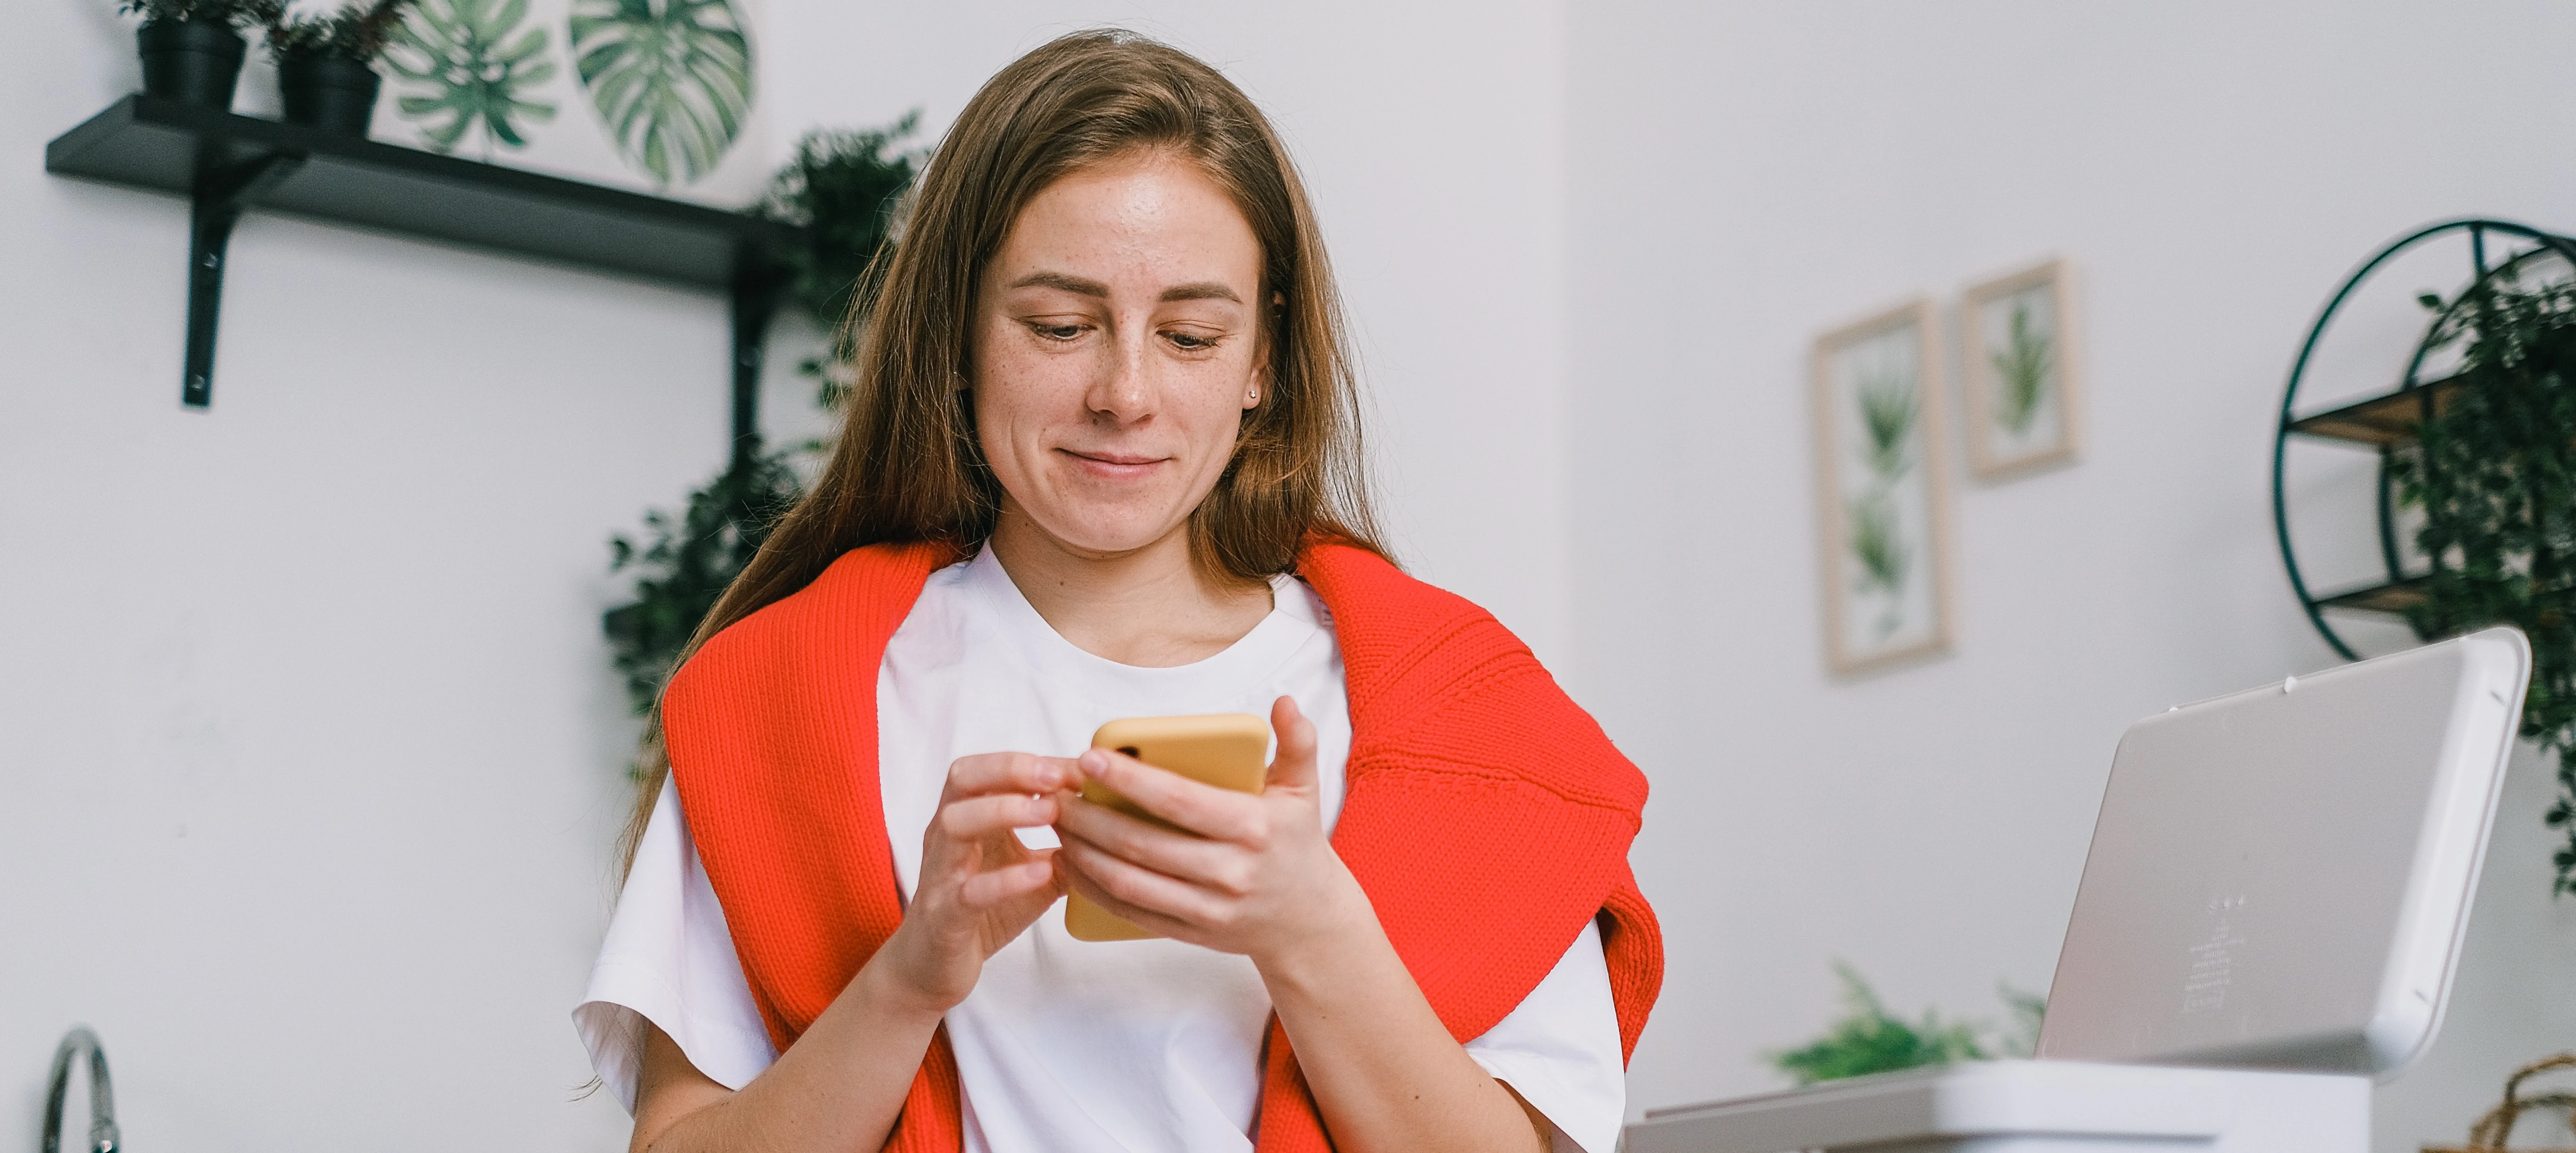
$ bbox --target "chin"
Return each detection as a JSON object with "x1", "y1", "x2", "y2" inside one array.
[{"x1": 1036, "y1": 508, "x2": 1192, "y2": 557}]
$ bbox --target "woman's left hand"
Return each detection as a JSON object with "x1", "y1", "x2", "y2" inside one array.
[{"x1": 1052, "y1": 694, "x2": 1371, "y2": 968}]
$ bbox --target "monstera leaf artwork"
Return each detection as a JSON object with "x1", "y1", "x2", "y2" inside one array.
[
  {"x1": 382, "y1": 0, "x2": 559, "y2": 156},
  {"x1": 569, "y1": 0, "x2": 754, "y2": 187}
]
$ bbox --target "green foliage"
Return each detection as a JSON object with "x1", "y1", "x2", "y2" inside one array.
[
  {"x1": 382, "y1": 0, "x2": 557, "y2": 154},
  {"x1": 758, "y1": 117, "x2": 924, "y2": 403},
  {"x1": 1857, "y1": 367, "x2": 1917, "y2": 479},
  {"x1": 1849, "y1": 493, "x2": 1909, "y2": 602},
  {"x1": 1992, "y1": 302, "x2": 2054, "y2": 436},
  {"x1": 266, "y1": 0, "x2": 418, "y2": 61},
  {"x1": 598, "y1": 118, "x2": 918, "y2": 735},
  {"x1": 1846, "y1": 364, "x2": 1919, "y2": 630},
  {"x1": 602, "y1": 448, "x2": 800, "y2": 721},
  {"x1": 569, "y1": 0, "x2": 753, "y2": 186},
  {"x1": 2390, "y1": 266, "x2": 2576, "y2": 893},
  {"x1": 120, "y1": 0, "x2": 281, "y2": 30},
  {"x1": 2000, "y1": 984, "x2": 2046, "y2": 1058},
  {"x1": 1771, "y1": 965, "x2": 2014, "y2": 1085}
]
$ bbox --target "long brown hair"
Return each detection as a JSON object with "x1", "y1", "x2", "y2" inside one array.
[{"x1": 618, "y1": 29, "x2": 1385, "y2": 870}]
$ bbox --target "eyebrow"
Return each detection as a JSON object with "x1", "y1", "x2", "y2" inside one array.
[{"x1": 1007, "y1": 271, "x2": 1241, "y2": 304}]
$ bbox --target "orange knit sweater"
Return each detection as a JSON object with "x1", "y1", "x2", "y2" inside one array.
[{"x1": 662, "y1": 540, "x2": 1662, "y2": 1152}]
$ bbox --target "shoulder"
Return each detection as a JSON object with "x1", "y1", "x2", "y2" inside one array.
[
  {"x1": 1299, "y1": 539, "x2": 1645, "y2": 812},
  {"x1": 669, "y1": 540, "x2": 961, "y2": 710},
  {"x1": 1295, "y1": 539, "x2": 1537, "y2": 684}
]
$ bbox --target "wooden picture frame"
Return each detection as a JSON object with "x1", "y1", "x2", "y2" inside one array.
[
  {"x1": 1960, "y1": 258, "x2": 2082, "y2": 479},
  {"x1": 1813, "y1": 298, "x2": 1956, "y2": 674}
]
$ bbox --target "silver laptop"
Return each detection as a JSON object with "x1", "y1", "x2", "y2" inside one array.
[{"x1": 2035, "y1": 626, "x2": 2531, "y2": 1076}]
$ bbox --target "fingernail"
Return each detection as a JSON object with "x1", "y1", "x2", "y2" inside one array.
[{"x1": 1080, "y1": 749, "x2": 1107, "y2": 772}]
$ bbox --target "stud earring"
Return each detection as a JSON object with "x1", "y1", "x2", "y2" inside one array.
[{"x1": 1247, "y1": 389, "x2": 1259, "y2": 403}]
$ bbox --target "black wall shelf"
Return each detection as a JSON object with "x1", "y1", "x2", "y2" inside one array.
[{"x1": 45, "y1": 95, "x2": 803, "y2": 449}]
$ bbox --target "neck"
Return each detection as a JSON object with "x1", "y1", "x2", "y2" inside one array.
[{"x1": 987, "y1": 508, "x2": 1275, "y2": 668}]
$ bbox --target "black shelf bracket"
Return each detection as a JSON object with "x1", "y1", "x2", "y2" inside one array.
[
  {"x1": 728, "y1": 256, "x2": 792, "y2": 467},
  {"x1": 184, "y1": 151, "x2": 304, "y2": 407},
  {"x1": 48, "y1": 96, "x2": 808, "y2": 445}
]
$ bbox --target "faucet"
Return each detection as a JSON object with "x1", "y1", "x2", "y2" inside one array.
[{"x1": 43, "y1": 1027, "x2": 119, "y2": 1153}]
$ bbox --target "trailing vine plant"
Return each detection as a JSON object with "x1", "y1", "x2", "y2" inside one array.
[
  {"x1": 2391, "y1": 264, "x2": 2576, "y2": 892},
  {"x1": 758, "y1": 117, "x2": 924, "y2": 410},
  {"x1": 602, "y1": 450, "x2": 801, "y2": 717},
  {"x1": 601, "y1": 118, "x2": 922, "y2": 730}
]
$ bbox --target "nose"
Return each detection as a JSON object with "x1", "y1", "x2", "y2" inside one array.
[{"x1": 1084, "y1": 322, "x2": 1156, "y2": 425}]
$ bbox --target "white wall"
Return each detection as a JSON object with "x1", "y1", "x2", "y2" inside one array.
[{"x1": 1561, "y1": 4, "x2": 2576, "y2": 1149}]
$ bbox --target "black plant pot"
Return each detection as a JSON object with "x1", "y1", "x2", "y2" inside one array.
[
  {"x1": 136, "y1": 20, "x2": 246, "y2": 109},
  {"x1": 278, "y1": 54, "x2": 383, "y2": 136}
]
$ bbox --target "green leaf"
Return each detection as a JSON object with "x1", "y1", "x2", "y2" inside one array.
[
  {"x1": 569, "y1": 0, "x2": 754, "y2": 187},
  {"x1": 1768, "y1": 964, "x2": 2004, "y2": 1085},
  {"x1": 381, "y1": 0, "x2": 558, "y2": 156},
  {"x1": 756, "y1": 117, "x2": 926, "y2": 392},
  {"x1": 1990, "y1": 302, "x2": 2053, "y2": 436},
  {"x1": 1856, "y1": 366, "x2": 1917, "y2": 480},
  {"x1": 601, "y1": 449, "x2": 803, "y2": 729}
]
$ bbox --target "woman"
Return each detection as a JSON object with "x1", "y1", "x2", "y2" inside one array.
[{"x1": 576, "y1": 29, "x2": 1660, "y2": 1153}]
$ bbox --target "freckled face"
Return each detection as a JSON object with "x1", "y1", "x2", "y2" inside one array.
[{"x1": 970, "y1": 152, "x2": 1265, "y2": 557}]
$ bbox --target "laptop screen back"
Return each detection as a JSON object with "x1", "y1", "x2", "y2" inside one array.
[{"x1": 2035, "y1": 628, "x2": 2528, "y2": 1076}]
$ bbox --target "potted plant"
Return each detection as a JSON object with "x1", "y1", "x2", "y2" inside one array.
[
  {"x1": 265, "y1": 0, "x2": 418, "y2": 135},
  {"x1": 121, "y1": 0, "x2": 283, "y2": 110},
  {"x1": 2393, "y1": 264, "x2": 2576, "y2": 892}
]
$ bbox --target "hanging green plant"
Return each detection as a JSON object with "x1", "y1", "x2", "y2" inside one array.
[
  {"x1": 568, "y1": 0, "x2": 753, "y2": 187},
  {"x1": 381, "y1": 0, "x2": 557, "y2": 154},
  {"x1": 755, "y1": 117, "x2": 925, "y2": 408},
  {"x1": 2391, "y1": 266, "x2": 2576, "y2": 892},
  {"x1": 602, "y1": 448, "x2": 799, "y2": 720},
  {"x1": 1768, "y1": 964, "x2": 2043, "y2": 1085},
  {"x1": 600, "y1": 117, "x2": 921, "y2": 728}
]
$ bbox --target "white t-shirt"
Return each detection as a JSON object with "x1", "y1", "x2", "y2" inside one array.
[{"x1": 575, "y1": 546, "x2": 1626, "y2": 1153}]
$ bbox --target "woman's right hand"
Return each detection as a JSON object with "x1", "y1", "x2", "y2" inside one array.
[
  {"x1": 632, "y1": 754, "x2": 1072, "y2": 1153},
  {"x1": 871, "y1": 752, "x2": 1074, "y2": 1013}
]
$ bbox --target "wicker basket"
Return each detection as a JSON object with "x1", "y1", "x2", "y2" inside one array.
[{"x1": 2426, "y1": 1053, "x2": 2576, "y2": 1153}]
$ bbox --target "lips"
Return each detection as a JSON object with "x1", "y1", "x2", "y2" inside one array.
[{"x1": 1060, "y1": 447, "x2": 1167, "y2": 479}]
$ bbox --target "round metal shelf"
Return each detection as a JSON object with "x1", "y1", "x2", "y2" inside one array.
[{"x1": 2273, "y1": 217, "x2": 2576, "y2": 660}]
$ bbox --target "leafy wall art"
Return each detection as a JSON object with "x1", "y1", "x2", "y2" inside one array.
[
  {"x1": 1961, "y1": 259, "x2": 2082, "y2": 479},
  {"x1": 373, "y1": 0, "x2": 769, "y2": 204},
  {"x1": 1814, "y1": 299, "x2": 1955, "y2": 674}
]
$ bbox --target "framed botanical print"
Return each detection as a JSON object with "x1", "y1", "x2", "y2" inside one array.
[
  {"x1": 1813, "y1": 299, "x2": 1956, "y2": 674},
  {"x1": 1960, "y1": 258, "x2": 2082, "y2": 478}
]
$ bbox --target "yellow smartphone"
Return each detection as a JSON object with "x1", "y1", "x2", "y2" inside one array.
[{"x1": 1063, "y1": 712, "x2": 1271, "y2": 942}]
